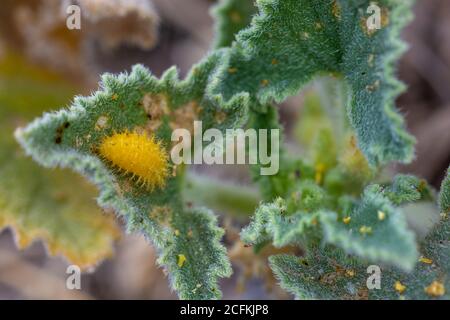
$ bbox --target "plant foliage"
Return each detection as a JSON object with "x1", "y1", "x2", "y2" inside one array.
[{"x1": 9, "y1": 0, "x2": 449, "y2": 300}]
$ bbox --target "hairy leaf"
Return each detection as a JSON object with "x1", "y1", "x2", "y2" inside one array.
[
  {"x1": 209, "y1": 0, "x2": 416, "y2": 165},
  {"x1": 212, "y1": 0, "x2": 256, "y2": 48},
  {"x1": 158, "y1": 208, "x2": 232, "y2": 300},
  {"x1": 320, "y1": 185, "x2": 418, "y2": 270},
  {"x1": 241, "y1": 198, "x2": 321, "y2": 248},
  {"x1": 271, "y1": 216, "x2": 449, "y2": 300},
  {"x1": 15, "y1": 52, "x2": 241, "y2": 299}
]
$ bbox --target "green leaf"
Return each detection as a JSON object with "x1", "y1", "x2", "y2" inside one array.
[
  {"x1": 370, "y1": 217, "x2": 449, "y2": 300},
  {"x1": 247, "y1": 104, "x2": 293, "y2": 201},
  {"x1": 209, "y1": 0, "x2": 415, "y2": 165},
  {"x1": 183, "y1": 173, "x2": 260, "y2": 220},
  {"x1": 241, "y1": 198, "x2": 321, "y2": 248},
  {"x1": 158, "y1": 208, "x2": 232, "y2": 300},
  {"x1": 271, "y1": 214, "x2": 449, "y2": 300},
  {"x1": 212, "y1": 0, "x2": 256, "y2": 48},
  {"x1": 439, "y1": 167, "x2": 450, "y2": 214},
  {"x1": 16, "y1": 52, "x2": 242, "y2": 299},
  {"x1": 320, "y1": 185, "x2": 418, "y2": 271},
  {"x1": 0, "y1": 53, "x2": 120, "y2": 269}
]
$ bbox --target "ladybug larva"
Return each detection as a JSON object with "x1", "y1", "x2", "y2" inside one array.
[{"x1": 99, "y1": 131, "x2": 170, "y2": 190}]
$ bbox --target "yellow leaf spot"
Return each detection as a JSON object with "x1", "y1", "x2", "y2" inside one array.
[
  {"x1": 229, "y1": 11, "x2": 241, "y2": 23},
  {"x1": 99, "y1": 131, "x2": 170, "y2": 190},
  {"x1": 174, "y1": 229, "x2": 180, "y2": 236},
  {"x1": 343, "y1": 216, "x2": 351, "y2": 224},
  {"x1": 425, "y1": 281, "x2": 445, "y2": 297},
  {"x1": 394, "y1": 281, "x2": 406, "y2": 294},
  {"x1": 111, "y1": 93, "x2": 119, "y2": 101},
  {"x1": 359, "y1": 225, "x2": 372, "y2": 235},
  {"x1": 271, "y1": 58, "x2": 278, "y2": 65},
  {"x1": 346, "y1": 269, "x2": 355, "y2": 277},
  {"x1": 177, "y1": 254, "x2": 187, "y2": 268},
  {"x1": 419, "y1": 257, "x2": 433, "y2": 264},
  {"x1": 377, "y1": 210, "x2": 386, "y2": 221}
]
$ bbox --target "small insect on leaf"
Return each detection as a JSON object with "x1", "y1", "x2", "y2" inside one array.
[{"x1": 99, "y1": 131, "x2": 170, "y2": 190}]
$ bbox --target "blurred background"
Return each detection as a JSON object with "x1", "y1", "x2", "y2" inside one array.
[{"x1": 0, "y1": 0, "x2": 449, "y2": 299}]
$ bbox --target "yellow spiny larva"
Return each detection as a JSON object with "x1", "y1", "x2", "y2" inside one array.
[{"x1": 99, "y1": 131, "x2": 170, "y2": 191}]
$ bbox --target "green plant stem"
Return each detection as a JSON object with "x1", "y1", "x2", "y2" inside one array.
[{"x1": 184, "y1": 172, "x2": 260, "y2": 220}]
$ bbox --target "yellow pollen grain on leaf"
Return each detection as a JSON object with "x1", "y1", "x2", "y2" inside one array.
[
  {"x1": 111, "y1": 93, "x2": 119, "y2": 101},
  {"x1": 343, "y1": 216, "x2": 351, "y2": 224},
  {"x1": 359, "y1": 225, "x2": 372, "y2": 235},
  {"x1": 394, "y1": 281, "x2": 406, "y2": 294},
  {"x1": 99, "y1": 131, "x2": 170, "y2": 190},
  {"x1": 177, "y1": 254, "x2": 187, "y2": 268},
  {"x1": 271, "y1": 58, "x2": 278, "y2": 65},
  {"x1": 377, "y1": 210, "x2": 386, "y2": 221},
  {"x1": 229, "y1": 10, "x2": 242, "y2": 23},
  {"x1": 332, "y1": 0, "x2": 341, "y2": 20},
  {"x1": 261, "y1": 79, "x2": 269, "y2": 87},
  {"x1": 346, "y1": 269, "x2": 355, "y2": 277},
  {"x1": 174, "y1": 229, "x2": 180, "y2": 236},
  {"x1": 228, "y1": 67, "x2": 238, "y2": 74},
  {"x1": 419, "y1": 257, "x2": 433, "y2": 264},
  {"x1": 425, "y1": 281, "x2": 445, "y2": 297}
]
